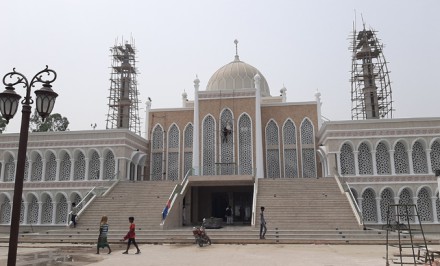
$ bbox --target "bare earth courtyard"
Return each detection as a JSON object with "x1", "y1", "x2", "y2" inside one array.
[{"x1": 0, "y1": 243, "x2": 411, "y2": 266}]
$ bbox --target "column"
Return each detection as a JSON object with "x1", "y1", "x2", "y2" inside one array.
[
  {"x1": 22, "y1": 201, "x2": 28, "y2": 225},
  {"x1": 408, "y1": 149, "x2": 414, "y2": 174},
  {"x1": 0, "y1": 160, "x2": 4, "y2": 182},
  {"x1": 145, "y1": 99, "x2": 152, "y2": 140},
  {"x1": 431, "y1": 196, "x2": 438, "y2": 223},
  {"x1": 37, "y1": 202, "x2": 43, "y2": 225},
  {"x1": 192, "y1": 76, "x2": 200, "y2": 176},
  {"x1": 114, "y1": 158, "x2": 119, "y2": 180},
  {"x1": 41, "y1": 159, "x2": 46, "y2": 182},
  {"x1": 389, "y1": 150, "x2": 396, "y2": 175},
  {"x1": 354, "y1": 151, "x2": 359, "y2": 176},
  {"x1": 372, "y1": 150, "x2": 378, "y2": 175},
  {"x1": 99, "y1": 158, "x2": 104, "y2": 180},
  {"x1": 70, "y1": 159, "x2": 75, "y2": 181},
  {"x1": 254, "y1": 74, "x2": 264, "y2": 179},
  {"x1": 413, "y1": 197, "x2": 419, "y2": 224},
  {"x1": 55, "y1": 159, "x2": 61, "y2": 181},
  {"x1": 26, "y1": 160, "x2": 32, "y2": 181},
  {"x1": 426, "y1": 149, "x2": 433, "y2": 174},
  {"x1": 84, "y1": 158, "x2": 90, "y2": 181},
  {"x1": 375, "y1": 197, "x2": 382, "y2": 223},
  {"x1": 52, "y1": 202, "x2": 57, "y2": 225},
  {"x1": 335, "y1": 152, "x2": 341, "y2": 175}
]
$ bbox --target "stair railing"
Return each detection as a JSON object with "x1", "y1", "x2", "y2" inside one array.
[
  {"x1": 334, "y1": 167, "x2": 364, "y2": 227},
  {"x1": 68, "y1": 173, "x2": 120, "y2": 224},
  {"x1": 161, "y1": 168, "x2": 193, "y2": 224}
]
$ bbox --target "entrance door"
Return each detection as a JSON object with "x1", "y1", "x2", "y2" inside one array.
[
  {"x1": 211, "y1": 192, "x2": 228, "y2": 220},
  {"x1": 233, "y1": 192, "x2": 253, "y2": 224}
]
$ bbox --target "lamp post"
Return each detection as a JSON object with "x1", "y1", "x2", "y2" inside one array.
[{"x1": 0, "y1": 66, "x2": 58, "y2": 266}]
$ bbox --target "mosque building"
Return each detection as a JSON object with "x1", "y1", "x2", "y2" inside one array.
[{"x1": 0, "y1": 33, "x2": 440, "y2": 232}]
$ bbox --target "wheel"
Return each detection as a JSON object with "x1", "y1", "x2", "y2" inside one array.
[
  {"x1": 198, "y1": 240, "x2": 203, "y2": 247},
  {"x1": 206, "y1": 236, "x2": 211, "y2": 245}
]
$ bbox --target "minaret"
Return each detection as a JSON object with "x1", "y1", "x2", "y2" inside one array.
[
  {"x1": 192, "y1": 76, "x2": 200, "y2": 176},
  {"x1": 350, "y1": 23, "x2": 393, "y2": 120},
  {"x1": 315, "y1": 90, "x2": 323, "y2": 129},
  {"x1": 254, "y1": 74, "x2": 264, "y2": 179},
  {"x1": 182, "y1": 90, "x2": 188, "y2": 108},
  {"x1": 145, "y1": 99, "x2": 151, "y2": 140}
]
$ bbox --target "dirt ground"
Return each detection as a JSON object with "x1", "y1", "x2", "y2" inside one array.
[{"x1": 0, "y1": 242, "x2": 404, "y2": 266}]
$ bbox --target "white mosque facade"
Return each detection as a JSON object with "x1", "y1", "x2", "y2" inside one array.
[{"x1": 0, "y1": 45, "x2": 440, "y2": 229}]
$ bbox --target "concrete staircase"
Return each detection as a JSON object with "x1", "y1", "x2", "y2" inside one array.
[
  {"x1": 76, "y1": 181, "x2": 178, "y2": 231},
  {"x1": 255, "y1": 178, "x2": 361, "y2": 230}
]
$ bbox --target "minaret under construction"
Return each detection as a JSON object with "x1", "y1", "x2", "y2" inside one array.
[
  {"x1": 106, "y1": 38, "x2": 141, "y2": 134},
  {"x1": 350, "y1": 23, "x2": 393, "y2": 120}
]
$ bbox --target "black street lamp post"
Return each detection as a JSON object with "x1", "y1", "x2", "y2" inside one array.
[{"x1": 0, "y1": 66, "x2": 58, "y2": 266}]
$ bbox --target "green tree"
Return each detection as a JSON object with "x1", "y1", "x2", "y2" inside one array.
[{"x1": 30, "y1": 110, "x2": 69, "y2": 132}]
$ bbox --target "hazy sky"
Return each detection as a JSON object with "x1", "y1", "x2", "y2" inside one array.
[{"x1": 1, "y1": 0, "x2": 439, "y2": 135}]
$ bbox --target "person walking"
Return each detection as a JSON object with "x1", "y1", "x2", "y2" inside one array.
[
  {"x1": 96, "y1": 216, "x2": 111, "y2": 254},
  {"x1": 122, "y1": 216, "x2": 141, "y2": 254},
  {"x1": 259, "y1": 206, "x2": 267, "y2": 239},
  {"x1": 70, "y1": 202, "x2": 79, "y2": 228}
]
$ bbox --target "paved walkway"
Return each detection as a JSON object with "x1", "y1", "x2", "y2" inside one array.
[{"x1": 2, "y1": 242, "x2": 431, "y2": 266}]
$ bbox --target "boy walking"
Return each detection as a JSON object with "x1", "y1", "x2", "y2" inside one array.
[
  {"x1": 259, "y1": 206, "x2": 267, "y2": 239},
  {"x1": 122, "y1": 216, "x2": 141, "y2": 254}
]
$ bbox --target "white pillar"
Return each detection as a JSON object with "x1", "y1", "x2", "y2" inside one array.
[
  {"x1": 408, "y1": 149, "x2": 414, "y2": 174},
  {"x1": 426, "y1": 149, "x2": 432, "y2": 174},
  {"x1": 431, "y1": 196, "x2": 438, "y2": 223},
  {"x1": 315, "y1": 90, "x2": 323, "y2": 129},
  {"x1": 70, "y1": 159, "x2": 75, "y2": 181},
  {"x1": 26, "y1": 160, "x2": 32, "y2": 181},
  {"x1": 389, "y1": 150, "x2": 396, "y2": 175},
  {"x1": 99, "y1": 158, "x2": 104, "y2": 180},
  {"x1": 22, "y1": 202, "x2": 28, "y2": 225},
  {"x1": 85, "y1": 158, "x2": 90, "y2": 180},
  {"x1": 192, "y1": 77, "x2": 200, "y2": 176},
  {"x1": 372, "y1": 150, "x2": 378, "y2": 175},
  {"x1": 254, "y1": 74, "x2": 264, "y2": 179},
  {"x1": 354, "y1": 151, "x2": 359, "y2": 176},
  {"x1": 41, "y1": 159, "x2": 46, "y2": 182},
  {"x1": 55, "y1": 159, "x2": 61, "y2": 181},
  {"x1": 0, "y1": 160, "x2": 5, "y2": 182},
  {"x1": 37, "y1": 202, "x2": 43, "y2": 225},
  {"x1": 375, "y1": 197, "x2": 382, "y2": 223},
  {"x1": 336, "y1": 152, "x2": 341, "y2": 174},
  {"x1": 145, "y1": 99, "x2": 152, "y2": 140},
  {"x1": 52, "y1": 202, "x2": 57, "y2": 225},
  {"x1": 413, "y1": 197, "x2": 419, "y2": 224}
]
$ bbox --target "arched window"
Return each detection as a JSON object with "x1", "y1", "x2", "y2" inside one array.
[
  {"x1": 220, "y1": 109, "x2": 234, "y2": 175},
  {"x1": 60, "y1": 153, "x2": 71, "y2": 181},
  {"x1": 4, "y1": 155, "x2": 15, "y2": 182},
  {"x1": 394, "y1": 142, "x2": 409, "y2": 174},
  {"x1": 88, "y1": 151, "x2": 100, "y2": 180},
  {"x1": 380, "y1": 188, "x2": 394, "y2": 222},
  {"x1": 167, "y1": 124, "x2": 180, "y2": 181},
  {"x1": 398, "y1": 188, "x2": 414, "y2": 222},
  {"x1": 300, "y1": 119, "x2": 316, "y2": 178},
  {"x1": 431, "y1": 140, "x2": 440, "y2": 174},
  {"x1": 340, "y1": 143, "x2": 355, "y2": 175},
  {"x1": 358, "y1": 142, "x2": 373, "y2": 175},
  {"x1": 265, "y1": 120, "x2": 280, "y2": 178},
  {"x1": 202, "y1": 115, "x2": 216, "y2": 175},
  {"x1": 238, "y1": 114, "x2": 252, "y2": 175},
  {"x1": 376, "y1": 142, "x2": 391, "y2": 175},
  {"x1": 27, "y1": 195, "x2": 39, "y2": 224},
  {"x1": 0, "y1": 195, "x2": 11, "y2": 224},
  {"x1": 56, "y1": 194, "x2": 68, "y2": 224},
  {"x1": 31, "y1": 154, "x2": 43, "y2": 181},
  {"x1": 183, "y1": 124, "x2": 193, "y2": 178},
  {"x1": 151, "y1": 125, "x2": 164, "y2": 181},
  {"x1": 45, "y1": 152, "x2": 57, "y2": 181},
  {"x1": 41, "y1": 194, "x2": 53, "y2": 224},
  {"x1": 362, "y1": 188, "x2": 377, "y2": 222},
  {"x1": 283, "y1": 119, "x2": 298, "y2": 178},
  {"x1": 74, "y1": 152, "x2": 86, "y2": 180},
  {"x1": 417, "y1": 188, "x2": 433, "y2": 221},
  {"x1": 412, "y1": 141, "x2": 428, "y2": 174},
  {"x1": 103, "y1": 151, "x2": 115, "y2": 180}
]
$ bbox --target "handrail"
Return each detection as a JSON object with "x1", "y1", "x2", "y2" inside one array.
[
  {"x1": 67, "y1": 174, "x2": 119, "y2": 224},
  {"x1": 334, "y1": 167, "x2": 364, "y2": 227},
  {"x1": 161, "y1": 168, "x2": 193, "y2": 222}
]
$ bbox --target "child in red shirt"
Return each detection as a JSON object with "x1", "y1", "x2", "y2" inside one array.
[{"x1": 122, "y1": 216, "x2": 141, "y2": 254}]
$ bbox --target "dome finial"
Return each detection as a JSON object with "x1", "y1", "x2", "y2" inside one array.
[{"x1": 234, "y1": 39, "x2": 239, "y2": 61}]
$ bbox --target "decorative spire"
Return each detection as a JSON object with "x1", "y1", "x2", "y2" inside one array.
[{"x1": 234, "y1": 39, "x2": 239, "y2": 61}]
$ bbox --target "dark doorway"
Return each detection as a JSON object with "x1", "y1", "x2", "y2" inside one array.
[
  {"x1": 211, "y1": 192, "x2": 228, "y2": 219},
  {"x1": 233, "y1": 192, "x2": 252, "y2": 224}
]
